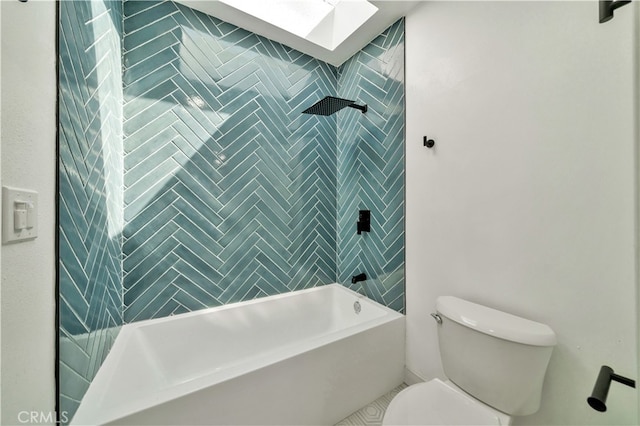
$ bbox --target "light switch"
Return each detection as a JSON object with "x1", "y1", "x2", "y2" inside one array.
[
  {"x1": 14, "y1": 202, "x2": 28, "y2": 230},
  {"x1": 3, "y1": 186, "x2": 38, "y2": 244},
  {"x1": 26, "y1": 201, "x2": 35, "y2": 228}
]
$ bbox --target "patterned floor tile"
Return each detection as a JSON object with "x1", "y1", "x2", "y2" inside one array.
[{"x1": 335, "y1": 383, "x2": 408, "y2": 426}]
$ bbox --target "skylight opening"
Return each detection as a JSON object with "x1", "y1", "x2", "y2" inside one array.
[{"x1": 219, "y1": 0, "x2": 378, "y2": 51}]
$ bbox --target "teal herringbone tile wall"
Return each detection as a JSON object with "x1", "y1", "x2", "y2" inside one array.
[
  {"x1": 122, "y1": 1, "x2": 338, "y2": 321},
  {"x1": 58, "y1": 0, "x2": 124, "y2": 421},
  {"x1": 337, "y1": 20, "x2": 405, "y2": 312},
  {"x1": 59, "y1": 1, "x2": 403, "y2": 418}
]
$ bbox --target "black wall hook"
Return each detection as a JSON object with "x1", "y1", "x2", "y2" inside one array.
[
  {"x1": 587, "y1": 365, "x2": 636, "y2": 412},
  {"x1": 423, "y1": 136, "x2": 435, "y2": 148},
  {"x1": 599, "y1": 0, "x2": 631, "y2": 23}
]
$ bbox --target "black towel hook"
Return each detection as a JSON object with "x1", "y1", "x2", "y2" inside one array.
[
  {"x1": 599, "y1": 0, "x2": 631, "y2": 23},
  {"x1": 423, "y1": 136, "x2": 435, "y2": 148}
]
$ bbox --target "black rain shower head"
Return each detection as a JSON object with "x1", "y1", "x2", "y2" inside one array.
[{"x1": 302, "y1": 96, "x2": 367, "y2": 116}]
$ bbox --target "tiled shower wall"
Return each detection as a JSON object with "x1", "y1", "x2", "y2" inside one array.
[
  {"x1": 122, "y1": 0, "x2": 338, "y2": 321},
  {"x1": 59, "y1": 0, "x2": 404, "y2": 420},
  {"x1": 58, "y1": 0, "x2": 124, "y2": 419},
  {"x1": 337, "y1": 20, "x2": 405, "y2": 311},
  {"x1": 121, "y1": 1, "x2": 405, "y2": 320}
]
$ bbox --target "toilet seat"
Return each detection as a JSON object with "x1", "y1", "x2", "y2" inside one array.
[{"x1": 382, "y1": 379, "x2": 512, "y2": 425}]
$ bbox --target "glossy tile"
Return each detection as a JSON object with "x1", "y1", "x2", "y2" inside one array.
[
  {"x1": 58, "y1": 0, "x2": 124, "y2": 420},
  {"x1": 122, "y1": 0, "x2": 338, "y2": 322},
  {"x1": 336, "y1": 19, "x2": 405, "y2": 311}
]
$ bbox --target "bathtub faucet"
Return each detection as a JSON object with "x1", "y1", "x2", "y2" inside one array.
[{"x1": 351, "y1": 273, "x2": 367, "y2": 284}]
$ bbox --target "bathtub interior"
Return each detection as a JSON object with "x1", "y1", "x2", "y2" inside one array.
[
  {"x1": 138, "y1": 284, "x2": 387, "y2": 384},
  {"x1": 72, "y1": 284, "x2": 404, "y2": 425}
]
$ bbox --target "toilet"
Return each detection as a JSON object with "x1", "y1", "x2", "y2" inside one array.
[{"x1": 383, "y1": 296, "x2": 557, "y2": 425}]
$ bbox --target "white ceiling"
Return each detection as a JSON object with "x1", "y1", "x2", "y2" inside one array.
[{"x1": 175, "y1": 0, "x2": 420, "y2": 67}]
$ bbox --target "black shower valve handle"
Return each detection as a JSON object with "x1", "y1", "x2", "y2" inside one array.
[{"x1": 357, "y1": 210, "x2": 370, "y2": 235}]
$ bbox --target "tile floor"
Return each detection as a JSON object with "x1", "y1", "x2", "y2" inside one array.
[{"x1": 335, "y1": 383, "x2": 408, "y2": 426}]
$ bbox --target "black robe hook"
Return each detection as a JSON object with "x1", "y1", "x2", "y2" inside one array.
[{"x1": 599, "y1": 0, "x2": 631, "y2": 23}]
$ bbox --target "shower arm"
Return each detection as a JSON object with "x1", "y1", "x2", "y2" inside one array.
[{"x1": 348, "y1": 103, "x2": 367, "y2": 114}]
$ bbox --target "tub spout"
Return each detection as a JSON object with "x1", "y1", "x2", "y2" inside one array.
[{"x1": 351, "y1": 273, "x2": 367, "y2": 284}]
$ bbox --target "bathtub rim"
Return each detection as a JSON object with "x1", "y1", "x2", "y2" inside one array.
[
  {"x1": 72, "y1": 283, "x2": 404, "y2": 425},
  {"x1": 125, "y1": 282, "x2": 399, "y2": 327}
]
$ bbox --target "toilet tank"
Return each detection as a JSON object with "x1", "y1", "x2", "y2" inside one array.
[{"x1": 436, "y1": 296, "x2": 556, "y2": 416}]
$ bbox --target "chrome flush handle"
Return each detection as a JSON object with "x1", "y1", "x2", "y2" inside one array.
[{"x1": 431, "y1": 313, "x2": 442, "y2": 324}]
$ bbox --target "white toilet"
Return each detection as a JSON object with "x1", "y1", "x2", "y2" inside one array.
[{"x1": 383, "y1": 296, "x2": 557, "y2": 425}]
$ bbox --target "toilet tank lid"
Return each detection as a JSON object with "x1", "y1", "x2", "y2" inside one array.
[{"x1": 436, "y1": 296, "x2": 557, "y2": 347}]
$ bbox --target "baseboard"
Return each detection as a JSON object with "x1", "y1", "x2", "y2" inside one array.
[{"x1": 404, "y1": 367, "x2": 426, "y2": 386}]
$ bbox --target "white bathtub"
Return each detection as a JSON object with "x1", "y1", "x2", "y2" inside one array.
[{"x1": 72, "y1": 284, "x2": 405, "y2": 425}]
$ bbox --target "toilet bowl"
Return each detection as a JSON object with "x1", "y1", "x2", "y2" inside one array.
[
  {"x1": 382, "y1": 379, "x2": 511, "y2": 425},
  {"x1": 382, "y1": 296, "x2": 556, "y2": 426}
]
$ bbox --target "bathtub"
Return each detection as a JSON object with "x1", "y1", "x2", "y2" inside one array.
[{"x1": 71, "y1": 284, "x2": 405, "y2": 425}]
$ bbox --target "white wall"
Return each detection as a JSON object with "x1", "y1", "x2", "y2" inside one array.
[
  {"x1": 0, "y1": 0, "x2": 2, "y2": 421},
  {"x1": 636, "y1": 3, "x2": 640, "y2": 419},
  {"x1": 635, "y1": 1, "x2": 640, "y2": 421},
  {"x1": 1, "y1": 0, "x2": 56, "y2": 424},
  {"x1": 406, "y1": 1, "x2": 638, "y2": 425},
  {"x1": 0, "y1": 0, "x2": 3, "y2": 420}
]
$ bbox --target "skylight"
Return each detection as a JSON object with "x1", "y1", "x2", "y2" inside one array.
[
  {"x1": 219, "y1": 0, "x2": 378, "y2": 51},
  {"x1": 176, "y1": 0, "x2": 417, "y2": 66}
]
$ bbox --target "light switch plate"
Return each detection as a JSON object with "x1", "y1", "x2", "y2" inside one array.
[{"x1": 3, "y1": 186, "x2": 38, "y2": 244}]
